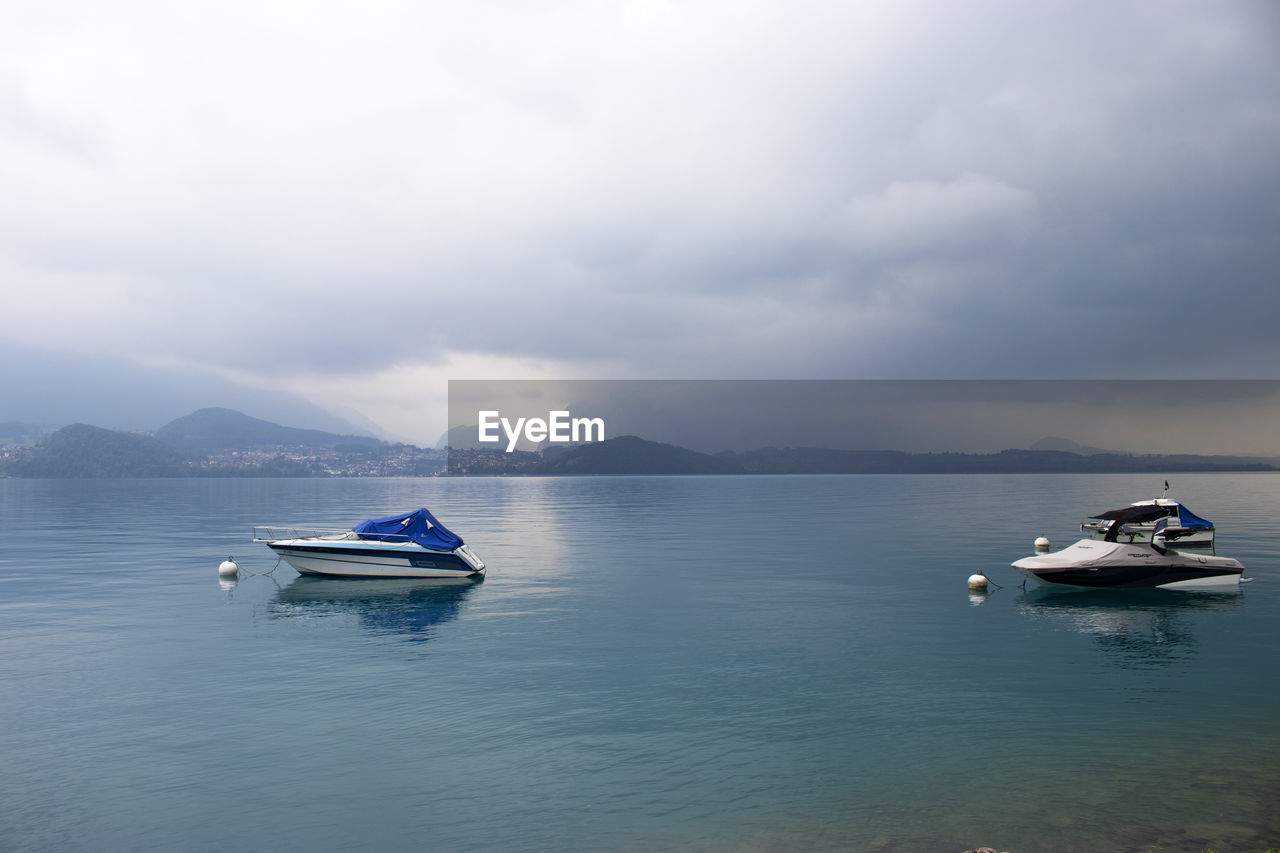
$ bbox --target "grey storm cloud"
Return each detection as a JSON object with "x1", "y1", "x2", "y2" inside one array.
[{"x1": 1, "y1": 0, "x2": 1278, "y2": 439}]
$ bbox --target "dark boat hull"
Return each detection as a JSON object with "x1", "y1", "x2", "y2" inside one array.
[{"x1": 1012, "y1": 539, "x2": 1244, "y2": 590}]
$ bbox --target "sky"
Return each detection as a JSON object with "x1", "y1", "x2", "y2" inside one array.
[{"x1": 2, "y1": 0, "x2": 1278, "y2": 446}]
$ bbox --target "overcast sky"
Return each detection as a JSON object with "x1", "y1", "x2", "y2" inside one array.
[{"x1": 3, "y1": 0, "x2": 1278, "y2": 444}]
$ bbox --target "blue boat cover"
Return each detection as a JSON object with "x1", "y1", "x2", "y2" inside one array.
[
  {"x1": 353, "y1": 508, "x2": 464, "y2": 550},
  {"x1": 1176, "y1": 504, "x2": 1214, "y2": 530}
]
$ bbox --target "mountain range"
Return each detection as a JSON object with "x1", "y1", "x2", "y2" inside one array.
[
  {"x1": 0, "y1": 408, "x2": 395, "y2": 478},
  {"x1": 3, "y1": 409, "x2": 1278, "y2": 478},
  {"x1": 6, "y1": 423, "x2": 192, "y2": 478},
  {"x1": 156, "y1": 407, "x2": 383, "y2": 452},
  {"x1": 493, "y1": 436, "x2": 1279, "y2": 476}
]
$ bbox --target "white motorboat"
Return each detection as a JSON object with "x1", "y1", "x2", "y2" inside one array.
[
  {"x1": 1013, "y1": 520, "x2": 1246, "y2": 590},
  {"x1": 1080, "y1": 484, "x2": 1215, "y2": 549},
  {"x1": 253, "y1": 508, "x2": 485, "y2": 579}
]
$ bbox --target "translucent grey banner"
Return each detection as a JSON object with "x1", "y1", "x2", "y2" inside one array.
[{"x1": 446, "y1": 380, "x2": 1280, "y2": 475}]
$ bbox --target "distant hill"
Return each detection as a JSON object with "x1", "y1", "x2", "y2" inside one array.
[
  {"x1": 731, "y1": 447, "x2": 916, "y2": 474},
  {"x1": 0, "y1": 422, "x2": 335, "y2": 478},
  {"x1": 1030, "y1": 436, "x2": 1112, "y2": 455},
  {"x1": 728, "y1": 446, "x2": 1277, "y2": 475},
  {"x1": 537, "y1": 435, "x2": 742, "y2": 475},
  {"x1": 2, "y1": 423, "x2": 190, "y2": 477},
  {"x1": 436, "y1": 424, "x2": 479, "y2": 450},
  {"x1": 490, "y1": 440, "x2": 1278, "y2": 477},
  {"x1": 156, "y1": 407, "x2": 383, "y2": 452},
  {"x1": 0, "y1": 421, "x2": 58, "y2": 447}
]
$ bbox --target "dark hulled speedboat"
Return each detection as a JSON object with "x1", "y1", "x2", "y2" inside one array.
[{"x1": 1013, "y1": 520, "x2": 1246, "y2": 590}]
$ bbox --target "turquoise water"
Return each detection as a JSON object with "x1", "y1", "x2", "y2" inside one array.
[{"x1": 1, "y1": 474, "x2": 1277, "y2": 852}]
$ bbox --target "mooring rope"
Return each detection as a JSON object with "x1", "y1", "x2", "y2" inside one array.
[{"x1": 231, "y1": 556, "x2": 282, "y2": 578}]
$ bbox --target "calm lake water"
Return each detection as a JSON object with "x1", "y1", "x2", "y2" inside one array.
[{"x1": 1, "y1": 474, "x2": 1278, "y2": 852}]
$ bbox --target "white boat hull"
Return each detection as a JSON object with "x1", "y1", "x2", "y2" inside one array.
[
  {"x1": 1012, "y1": 539, "x2": 1245, "y2": 590},
  {"x1": 268, "y1": 539, "x2": 485, "y2": 579}
]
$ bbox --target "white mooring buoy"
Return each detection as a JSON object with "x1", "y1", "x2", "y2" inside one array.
[
  {"x1": 1034, "y1": 536, "x2": 1050, "y2": 550},
  {"x1": 218, "y1": 556, "x2": 240, "y2": 577},
  {"x1": 967, "y1": 573, "x2": 989, "y2": 591}
]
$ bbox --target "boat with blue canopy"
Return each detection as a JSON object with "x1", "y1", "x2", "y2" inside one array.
[
  {"x1": 1080, "y1": 486, "x2": 1215, "y2": 550},
  {"x1": 253, "y1": 508, "x2": 485, "y2": 578}
]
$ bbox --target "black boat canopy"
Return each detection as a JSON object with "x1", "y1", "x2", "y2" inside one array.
[{"x1": 1089, "y1": 503, "x2": 1214, "y2": 530}]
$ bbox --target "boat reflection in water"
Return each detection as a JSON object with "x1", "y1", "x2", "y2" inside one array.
[
  {"x1": 268, "y1": 576, "x2": 482, "y2": 641},
  {"x1": 1015, "y1": 586, "x2": 1245, "y2": 668}
]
